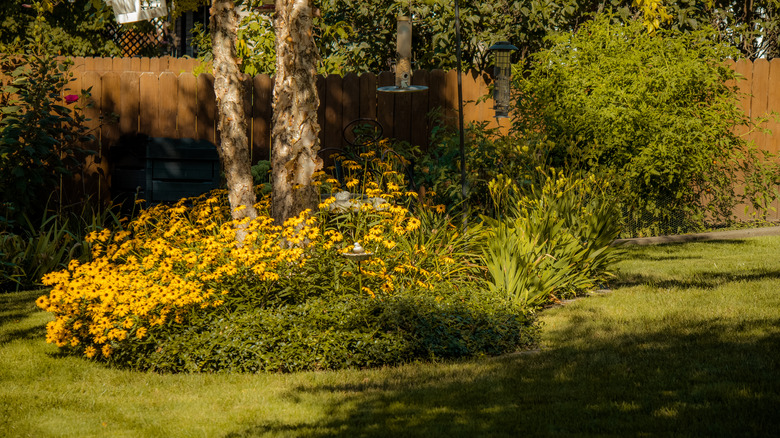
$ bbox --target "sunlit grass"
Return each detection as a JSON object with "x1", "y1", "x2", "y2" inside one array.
[{"x1": 2, "y1": 236, "x2": 779, "y2": 437}]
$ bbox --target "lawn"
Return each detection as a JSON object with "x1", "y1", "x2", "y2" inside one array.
[{"x1": 1, "y1": 236, "x2": 779, "y2": 437}]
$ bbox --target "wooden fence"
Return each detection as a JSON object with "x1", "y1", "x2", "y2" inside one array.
[
  {"x1": 55, "y1": 56, "x2": 780, "y2": 218},
  {"x1": 63, "y1": 56, "x2": 499, "y2": 162}
]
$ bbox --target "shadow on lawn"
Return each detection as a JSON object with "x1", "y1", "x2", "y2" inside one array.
[
  {"x1": 225, "y1": 312, "x2": 780, "y2": 437},
  {"x1": 0, "y1": 290, "x2": 47, "y2": 345},
  {"x1": 614, "y1": 267, "x2": 780, "y2": 290}
]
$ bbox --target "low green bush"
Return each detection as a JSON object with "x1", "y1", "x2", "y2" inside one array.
[{"x1": 114, "y1": 288, "x2": 535, "y2": 373}]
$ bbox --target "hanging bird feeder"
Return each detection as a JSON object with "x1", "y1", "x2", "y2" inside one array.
[
  {"x1": 488, "y1": 41, "x2": 518, "y2": 118},
  {"x1": 378, "y1": 15, "x2": 428, "y2": 94}
]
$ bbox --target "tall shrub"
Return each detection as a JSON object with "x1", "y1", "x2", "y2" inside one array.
[
  {"x1": 0, "y1": 3, "x2": 94, "y2": 229},
  {"x1": 512, "y1": 15, "x2": 779, "y2": 234}
]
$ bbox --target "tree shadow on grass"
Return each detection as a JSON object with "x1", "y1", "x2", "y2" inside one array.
[
  {"x1": 0, "y1": 290, "x2": 42, "y2": 323},
  {"x1": 613, "y1": 267, "x2": 780, "y2": 290},
  {"x1": 0, "y1": 290, "x2": 48, "y2": 345},
  {"x1": 224, "y1": 311, "x2": 780, "y2": 438}
]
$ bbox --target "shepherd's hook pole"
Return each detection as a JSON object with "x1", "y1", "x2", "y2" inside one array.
[{"x1": 454, "y1": 0, "x2": 465, "y2": 199}]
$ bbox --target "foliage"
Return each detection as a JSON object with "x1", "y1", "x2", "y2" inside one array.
[
  {"x1": 1, "y1": 215, "x2": 83, "y2": 292},
  {"x1": 665, "y1": 0, "x2": 780, "y2": 59},
  {"x1": 190, "y1": 4, "x2": 277, "y2": 76},
  {"x1": 482, "y1": 171, "x2": 623, "y2": 307},
  {"x1": 413, "y1": 116, "x2": 536, "y2": 216},
  {"x1": 1, "y1": 4, "x2": 96, "y2": 229},
  {"x1": 36, "y1": 156, "x2": 537, "y2": 371},
  {"x1": 182, "y1": 0, "x2": 780, "y2": 77},
  {"x1": 510, "y1": 15, "x2": 780, "y2": 235},
  {"x1": 0, "y1": 0, "x2": 121, "y2": 56}
]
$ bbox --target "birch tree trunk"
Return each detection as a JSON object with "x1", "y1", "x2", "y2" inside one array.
[
  {"x1": 210, "y1": 0, "x2": 258, "y2": 241},
  {"x1": 271, "y1": 0, "x2": 323, "y2": 224}
]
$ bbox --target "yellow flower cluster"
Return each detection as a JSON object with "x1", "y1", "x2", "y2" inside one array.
[
  {"x1": 314, "y1": 153, "x2": 456, "y2": 296},
  {"x1": 37, "y1": 193, "x2": 322, "y2": 359}
]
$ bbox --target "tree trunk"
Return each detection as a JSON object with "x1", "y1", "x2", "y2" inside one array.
[
  {"x1": 210, "y1": 0, "x2": 258, "y2": 241},
  {"x1": 271, "y1": 0, "x2": 322, "y2": 224}
]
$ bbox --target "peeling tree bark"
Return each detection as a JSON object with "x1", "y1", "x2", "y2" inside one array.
[
  {"x1": 271, "y1": 0, "x2": 323, "y2": 224},
  {"x1": 210, "y1": 0, "x2": 258, "y2": 241}
]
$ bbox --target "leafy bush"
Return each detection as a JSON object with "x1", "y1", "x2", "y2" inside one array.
[
  {"x1": 511, "y1": 14, "x2": 780, "y2": 234},
  {"x1": 1, "y1": 9, "x2": 95, "y2": 229},
  {"x1": 118, "y1": 286, "x2": 535, "y2": 373}
]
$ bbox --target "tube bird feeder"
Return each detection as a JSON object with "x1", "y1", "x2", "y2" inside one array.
[
  {"x1": 488, "y1": 41, "x2": 518, "y2": 118},
  {"x1": 378, "y1": 16, "x2": 427, "y2": 94}
]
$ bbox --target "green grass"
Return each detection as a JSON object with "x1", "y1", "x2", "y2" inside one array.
[{"x1": 2, "y1": 237, "x2": 779, "y2": 437}]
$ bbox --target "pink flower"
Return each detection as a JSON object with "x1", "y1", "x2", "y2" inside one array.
[{"x1": 64, "y1": 94, "x2": 79, "y2": 104}]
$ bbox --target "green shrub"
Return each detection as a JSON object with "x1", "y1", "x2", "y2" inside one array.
[
  {"x1": 511, "y1": 14, "x2": 780, "y2": 234},
  {"x1": 116, "y1": 288, "x2": 536, "y2": 373},
  {"x1": 0, "y1": 6, "x2": 95, "y2": 229}
]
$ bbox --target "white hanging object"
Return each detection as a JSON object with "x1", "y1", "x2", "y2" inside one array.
[{"x1": 107, "y1": 0, "x2": 168, "y2": 24}]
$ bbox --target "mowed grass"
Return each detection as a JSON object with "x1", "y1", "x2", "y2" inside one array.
[{"x1": 2, "y1": 236, "x2": 779, "y2": 437}]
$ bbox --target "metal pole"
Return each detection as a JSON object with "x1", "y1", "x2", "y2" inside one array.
[{"x1": 454, "y1": 0, "x2": 466, "y2": 198}]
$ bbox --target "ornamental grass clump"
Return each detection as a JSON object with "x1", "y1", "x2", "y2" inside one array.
[
  {"x1": 482, "y1": 171, "x2": 622, "y2": 307},
  {"x1": 37, "y1": 157, "x2": 538, "y2": 372}
]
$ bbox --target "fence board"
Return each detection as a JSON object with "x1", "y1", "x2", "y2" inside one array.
[
  {"x1": 148, "y1": 57, "x2": 160, "y2": 73},
  {"x1": 411, "y1": 70, "x2": 429, "y2": 148},
  {"x1": 751, "y1": 59, "x2": 770, "y2": 150},
  {"x1": 197, "y1": 74, "x2": 216, "y2": 143},
  {"x1": 80, "y1": 71, "x2": 102, "y2": 196},
  {"x1": 129, "y1": 57, "x2": 141, "y2": 71},
  {"x1": 767, "y1": 59, "x2": 780, "y2": 155},
  {"x1": 444, "y1": 69, "x2": 459, "y2": 126},
  {"x1": 325, "y1": 74, "x2": 344, "y2": 151},
  {"x1": 101, "y1": 73, "x2": 121, "y2": 149},
  {"x1": 70, "y1": 57, "x2": 85, "y2": 74},
  {"x1": 359, "y1": 73, "x2": 377, "y2": 121},
  {"x1": 393, "y1": 87, "x2": 412, "y2": 145},
  {"x1": 474, "y1": 71, "x2": 495, "y2": 128},
  {"x1": 64, "y1": 67, "x2": 83, "y2": 98},
  {"x1": 252, "y1": 74, "x2": 273, "y2": 161},
  {"x1": 159, "y1": 72, "x2": 179, "y2": 137},
  {"x1": 140, "y1": 57, "x2": 151, "y2": 72},
  {"x1": 139, "y1": 72, "x2": 158, "y2": 136},
  {"x1": 342, "y1": 73, "x2": 360, "y2": 150},
  {"x1": 178, "y1": 73, "x2": 198, "y2": 139},
  {"x1": 81, "y1": 71, "x2": 101, "y2": 149},
  {"x1": 428, "y1": 69, "x2": 446, "y2": 121},
  {"x1": 735, "y1": 59, "x2": 753, "y2": 116},
  {"x1": 377, "y1": 71, "x2": 395, "y2": 139},
  {"x1": 461, "y1": 70, "x2": 480, "y2": 128},
  {"x1": 316, "y1": 74, "x2": 326, "y2": 150},
  {"x1": 119, "y1": 72, "x2": 140, "y2": 136},
  {"x1": 93, "y1": 57, "x2": 110, "y2": 72}
]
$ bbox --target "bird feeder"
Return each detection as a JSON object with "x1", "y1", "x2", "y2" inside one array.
[
  {"x1": 488, "y1": 41, "x2": 518, "y2": 118},
  {"x1": 378, "y1": 16, "x2": 427, "y2": 94}
]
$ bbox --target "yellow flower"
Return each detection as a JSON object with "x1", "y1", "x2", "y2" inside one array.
[
  {"x1": 84, "y1": 346, "x2": 97, "y2": 358},
  {"x1": 35, "y1": 295, "x2": 49, "y2": 310}
]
